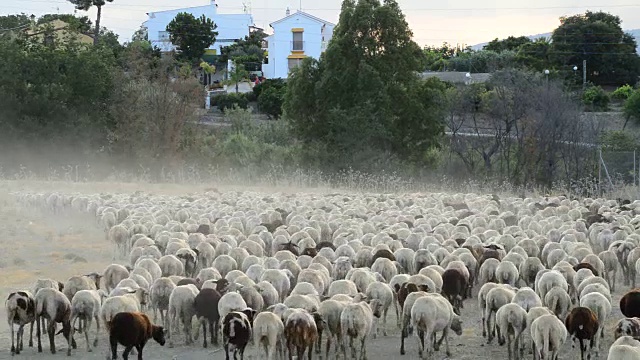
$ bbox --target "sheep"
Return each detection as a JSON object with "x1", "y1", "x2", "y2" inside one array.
[
  {"x1": 400, "y1": 290, "x2": 429, "y2": 355},
  {"x1": 328, "y1": 279, "x2": 358, "y2": 298},
  {"x1": 410, "y1": 293, "x2": 463, "y2": 359},
  {"x1": 167, "y1": 284, "x2": 199, "y2": 347},
  {"x1": 149, "y1": 277, "x2": 176, "y2": 329},
  {"x1": 530, "y1": 314, "x2": 568, "y2": 360},
  {"x1": 6, "y1": 290, "x2": 36, "y2": 355},
  {"x1": 371, "y1": 257, "x2": 398, "y2": 283},
  {"x1": 135, "y1": 258, "x2": 162, "y2": 282},
  {"x1": 109, "y1": 224, "x2": 130, "y2": 259},
  {"x1": 614, "y1": 317, "x2": 640, "y2": 340},
  {"x1": 238, "y1": 284, "x2": 265, "y2": 312},
  {"x1": 418, "y1": 267, "x2": 443, "y2": 292},
  {"x1": 319, "y1": 299, "x2": 349, "y2": 357},
  {"x1": 108, "y1": 312, "x2": 165, "y2": 360},
  {"x1": 620, "y1": 290, "x2": 640, "y2": 318},
  {"x1": 441, "y1": 268, "x2": 468, "y2": 315},
  {"x1": 158, "y1": 255, "x2": 185, "y2": 277},
  {"x1": 222, "y1": 309, "x2": 256, "y2": 360},
  {"x1": 33, "y1": 278, "x2": 64, "y2": 295},
  {"x1": 520, "y1": 257, "x2": 545, "y2": 288},
  {"x1": 219, "y1": 292, "x2": 249, "y2": 324},
  {"x1": 598, "y1": 250, "x2": 618, "y2": 291},
  {"x1": 365, "y1": 281, "x2": 394, "y2": 337},
  {"x1": 565, "y1": 306, "x2": 599, "y2": 360},
  {"x1": 62, "y1": 273, "x2": 102, "y2": 302},
  {"x1": 479, "y1": 258, "x2": 500, "y2": 285},
  {"x1": 67, "y1": 289, "x2": 101, "y2": 356},
  {"x1": 255, "y1": 281, "x2": 280, "y2": 309},
  {"x1": 495, "y1": 303, "x2": 527, "y2": 360},
  {"x1": 340, "y1": 299, "x2": 382, "y2": 360},
  {"x1": 511, "y1": 287, "x2": 542, "y2": 312},
  {"x1": 191, "y1": 287, "x2": 222, "y2": 348},
  {"x1": 525, "y1": 306, "x2": 554, "y2": 355},
  {"x1": 485, "y1": 285, "x2": 516, "y2": 344},
  {"x1": 34, "y1": 287, "x2": 74, "y2": 354},
  {"x1": 496, "y1": 260, "x2": 520, "y2": 287},
  {"x1": 175, "y1": 248, "x2": 199, "y2": 278},
  {"x1": 544, "y1": 286, "x2": 572, "y2": 320},
  {"x1": 284, "y1": 294, "x2": 320, "y2": 313},
  {"x1": 253, "y1": 311, "x2": 285, "y2": 360},
  {"x1": 284, "y1": 308, "x2": 320, "y2": 360},
  {"x1": 260, "y1": 269, "x2": 291, "y2": 302},
  {"x1": 536, "y1": 270, "x2": 568, "y2": 303},
  {"x1": 580, "y1": 292, "x2": 612, "y2": 356},
  {"x1": 608, "y1": 336, "x2": 640, "y2": 360},
  {"x1": 333, "y1": 257, "x2": 353, "y2": 280},
  {"x1": 101, "y1": 293, "x2": 144, "y2": 329}
]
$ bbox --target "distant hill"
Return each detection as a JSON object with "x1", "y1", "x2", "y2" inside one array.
[{"x1": 471, "y1": 29, "x2": 640, "y2": 53}]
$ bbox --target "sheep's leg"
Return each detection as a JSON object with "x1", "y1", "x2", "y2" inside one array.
[
  {"x1": 94, "y1": 315, "x2": 100, "y2": 348},
  {"x1": 36, "y1": 316, "x2": 42, "y2": 353},
  {"x1": 383, "y1": 307, "x2": 389, "y2": 336},
  {"x1": 325, "y1": 333, "x2": 332, "y2": 358},
  {"x1": 47, "y1": 322, "x2": 56, "y2": 354},
  {"x1": 17, "y1": 324, "x2": 23, "y2": 353},
  {"x1": 400, "y1": 324, "x2": 407, "y2": 355},
  {"x1": 29, "y1": 320, "x2": 34, "y2": 347},
  {"x1": 85, "y1": 317, "x2": 92, "y2": 352},
  {"x1": 507, "y1": 333, "x2": 512, "y2": 360},
  {"x1": 109, "y1": 334, "x2": 118, "y2": 360},
  {"x1": 122, "y1": 345, "x2": 134, "y2": 360},
  {"x1": 482, "y1": 308, "x2": 487, "y2": 337},
  {"x1": 10, "y1": 323, "x2": 15, "y2": 355},
  {"x1": 308, "y1": 343, "x2": 314, "y2": 360},
  {"x1": 316, "y1": 326, "x2": 323, "y2": 353},
  {"x1": 372, "y1": 317, "x2": 378, "y2": 339},
  {"x1": 417, "y1": 330, "x2": 424, "y2": 356},
  {"x1": 360, "y1": 336, "x2": 367, "y2": 360}
]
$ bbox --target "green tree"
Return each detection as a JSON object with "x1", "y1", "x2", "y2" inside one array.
[
  {"x1": 67, "y1": 0, "x2": 113, "y2": 45},
  {"x1": 166, "y1": 13, "x2": 218, "y2": 63},
  {"x1": 515, "y1": 38, "x2": 551, "y2": 71},
  {"x1": 220, "y1": 29, "x2": 267, "y2": 64},
  {"x1": 258, "y1": 85, "x2": 286, "y2": 119},
  {"x1": 131, "y1": 25, "x2": 148, "y2": 42},
  {"x1": 550, "y1": 11, "x2": 640, "y2": 86},
  {"x1": 624, "y1": 88, "x2": 640, "y2": 128},
  {"x1": 483, "y1": 35, "x2": 531, "y2": 52},
  {"x1": 226, "y1": 61, "x2": 249, "y2": 93},
  {"x1": 285, "y1": 0, "x2": 442, "y2": 166},
  {"x1": 37, "y1": 14, "x2": 92, "y2": 33}
]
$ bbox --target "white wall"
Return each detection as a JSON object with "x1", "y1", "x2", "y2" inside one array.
[
  {"x1": 269, "y1": 13, "x2": 328, "y2": 79},
  {"x1": 146, "y1": 5, "x2": 253, "y2": 54}
]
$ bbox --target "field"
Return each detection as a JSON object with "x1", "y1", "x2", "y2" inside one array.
[{"x1": 0, "y1": 180, "x2": 629, "y2": 360}]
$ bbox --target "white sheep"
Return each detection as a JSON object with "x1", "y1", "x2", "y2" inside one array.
[
  {"x1": 109, "y1": 224, "x2": 130, "y2": 259},
  {"x1": 332, "y1": 257, "x2": 353, "y2": 280},
  {"x1": 150, "y1": 277, "x2": 176, "y2": 329},
  {"x1": 580, "y1": 292, "x2": 612, "y2": 356},
  {"x1": 519, "y1": 257, "x2": 544, "y2": 288},
  {"x1": 511, "y1": 287, "x2": 542, "y2": 312},
  {"x1": 158, "y1": 255, "x2": 185, "y2": 277},
  {"x1": 608, "y1": 336, "x2": 640, "y2": 360},
  {"x1": 530, "y1": 314, "x2": 568, "y2": 360},
  {"x1": 544, "y1": 286, "x2": 572, "y2": 320},
  {"x1": 496, "y1": 260, "x2": 520, "y2": 287},
  {"x1": 536, "y1": 270, "x2": 568, "y2": 302},
  {"x1": 479, "y1": 258, "x2": 500, "y2": 285},
  {"x1": 238, "y1": 284, "x2": 264, "y2": 311},
  {"x1": 365, "y1": 281, "x2": 394, "y2": 337},
  {"x1": 218, "y1": 291, "x2": 249, "y2": 323},
  {"x1": 260, "y1": 269, "x2": 291, "y2": 302},
  {"x1": 67, "y1": 289, "x2": 101, "y2": 355},
  {"x1": 134, "y1": 257, "x2": 162, "y2": 281},
  {"x1": 485, "y1": 285, "x2": 516, "y2": 344},
  {"x1": 328, "y1": 280, "x2": 358, "y2": 298},
  {"x1": 496, "y1": 302, "x2": 527, "y2": 360},
  {"x1": 102, "y1": 264, "x2": 130, "y2": 293},
  {"x1": 340, "y1": 299, "x2": 382, "y2": 360},
  {"x1": 410, "y1": 293, "x2": 463, "y2": 359},
  {"x1": 253, "y1": 311, "x2": 285, "y2": 360},
  {"x1": 62, "y1": 273, "x2": 102, "y2": 302},
  {"x1": 34, "y1": 287, "x2": 74, "y2": 354},
  {"x1": 167, "y1": 284, "x2": 200, "y2": 347},
  {"x1": 213, "y1": 255, "x2": 238, "y2": 279},
  {"x1": 598, "y1": 250, "x2": 618, "y2": 291},
  {"x1": 525, "y1": 306, "x2": 554, "y2": 355},
  {"x1": 371, "y1": 257, "x2": 398, "y2": 283}
]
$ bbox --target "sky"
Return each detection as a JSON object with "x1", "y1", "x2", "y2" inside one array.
[{"x1": 3, "y1": 0, "x2": 640, "y2": 46}]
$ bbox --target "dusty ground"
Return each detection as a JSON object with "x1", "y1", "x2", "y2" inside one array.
[{"x1": 0, "y1": 180, "x2": 625, "y2": 359}]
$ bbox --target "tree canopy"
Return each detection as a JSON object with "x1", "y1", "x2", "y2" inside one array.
[
  {"x1": 67, "y1": 0, "x2": 113, "y2": 44},
  {"x1": 483, "y1": 36, "x2": 532, "y2": 52},
  {"x1": 550, "y1": 11, "x2": 640, "y2": 86},
  {"x1": 220, "y1": 29, "x2": 267, "y2": 64},
  {"x1": 285, "y1": 0, "x2": 445, "y2": 167},
  {"x1": 166, "y1": 12, "x2": 218, "y2": 63}
]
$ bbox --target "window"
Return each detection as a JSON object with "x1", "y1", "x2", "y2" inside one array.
[
  {"x1": 292, "y1": 31, "x2": 303, "y2": 51},
  {"x1": 158, "y1": 31, "x2": 169, "y2": 40},
  {"x1": 288, "y1": 58, "x2": 303, "y2": 72}
]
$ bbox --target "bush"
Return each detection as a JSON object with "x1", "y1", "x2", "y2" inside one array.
[
  {"x1": 253, "y1": 78, "x2": 286, "y2": 99},
  {"x1": 624, "y1": 88, "x2": 640, "y2": 125},
  {"x1": 215, "y1": 93, "x2": 249, "y2": 112},
  {"x1": 258, "y1": 86, "x2": 286, "y2": 119},
  {"x1": 599, "y1": 130, "x2": 638, "y2": 151},
  {"x1": 612, "y1": 84, "x2": 634, "y2": 100},
  {"x1": 582, "y1": 85, "x2": 610, "y2": 111}
]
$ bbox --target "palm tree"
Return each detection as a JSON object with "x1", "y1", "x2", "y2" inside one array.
[{"x1": 67, "y1": 0, "x2": 113, "y2": 45}]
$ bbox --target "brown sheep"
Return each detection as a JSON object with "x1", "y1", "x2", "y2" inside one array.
[
  {"x1": 441, "y1": 269, "x2": 468, "y2": 315},
  {"x1": 194, "y1": 288, "x2": 222, "y2": 348},
  {"x1": 621, "y1": 290, "x2": 640, "y2": 318},
  {"x1": 108, "y1": 312, "x2": 166, "y2": 360},
  {"x1": 565, "y1": 307, "x2": 599, "y2": 360},
  {"x1": 371, "y1": 249, "x2": 396, "y2": 264},
  {"x1": 284, "y1": 309, "x2": 320, "y2": 360},
  {"x1": 222, "y1": 309, "x2": 256, "y2": 360}
]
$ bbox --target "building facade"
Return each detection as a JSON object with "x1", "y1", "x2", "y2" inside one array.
[
  {"x1": 145, "y1": 0, "x2": 253, "y2": 56},
  {"x1": 263, "y1": 10, "x2": 334, "y2": 79}
]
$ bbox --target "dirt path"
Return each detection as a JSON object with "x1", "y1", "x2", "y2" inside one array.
[{"x1": 0, "y1": 185, "x2": 625, "y2": 360}]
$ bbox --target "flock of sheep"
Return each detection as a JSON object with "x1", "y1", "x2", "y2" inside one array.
[{"x1": 6, "y1": 189, "x2": 640, "y2": 359}]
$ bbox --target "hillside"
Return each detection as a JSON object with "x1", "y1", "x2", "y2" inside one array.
[{"x1": 471, "y1": 29, "x2": 640, "y2": 53}]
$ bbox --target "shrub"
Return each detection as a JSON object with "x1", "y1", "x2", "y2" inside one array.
[
  {"x1": 624, "y1": 88, "x2": 640, "y2": 125},
  {"x1": 253, "y1": 78, "x2": 286, "y2": 99},
  {"x1": 215, "y1": 93, "x2": 249, "y2": 112},
  {"x1": 582, "y1": 85, "x2": 610, "y2": 111},
  {"x1": 258, "y1": 85, "x2": 286, "y2": 119},
  {"x1": 599, "y1": 130, "x2": 638, "y2": 151},
  {"x1": 612, "y1": 84, "x2": 634, "y2": 100}
]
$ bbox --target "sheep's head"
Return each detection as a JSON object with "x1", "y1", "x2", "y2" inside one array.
[
  {"x1": 152, "y1": 325, "x2": 166, "y2": 346},
  {"x1": 85, "y1": 273, "x2": 103, "y2": 290},
  {"x1": 450, "y1": 316, "x2": 463, "y2": 336},
  {"x1": 368, "y1": 299, "x2": 383, "y2": 318},
  {"x1": 215, "y1": 278, "x2": 230, "y2": 294},
  {"x1": 241, "y1": 308, "x2": 257, "y2": 324}
]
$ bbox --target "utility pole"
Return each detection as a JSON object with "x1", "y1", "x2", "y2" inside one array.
[{"x1": 583, "y1": 59, "x2": 587, "y2": 89}]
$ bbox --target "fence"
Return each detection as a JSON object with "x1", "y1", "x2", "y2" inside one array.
[{"x1": 599, "y1": 149, "x2": 639, "y2": 198}]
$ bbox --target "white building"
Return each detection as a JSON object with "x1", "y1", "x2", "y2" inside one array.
[
  {"x1": 145, "y1": 0, "x2": 253, "y2": 57},
  {"x1": 263, "y1": 9, "x2": 335, "y2": 79}
]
